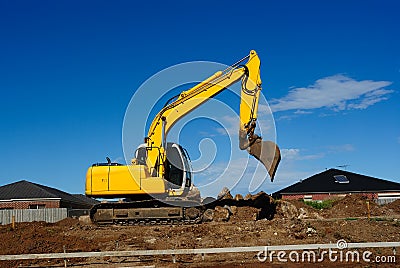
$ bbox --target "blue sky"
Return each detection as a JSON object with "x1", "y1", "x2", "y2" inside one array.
[{"x1": 0, "y1": 1, "x2": 399, "y2": 196}]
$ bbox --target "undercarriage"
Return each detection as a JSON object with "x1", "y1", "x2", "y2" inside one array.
[{"x1": 90, "y1": 199, "x2": 204, "y2": 225}]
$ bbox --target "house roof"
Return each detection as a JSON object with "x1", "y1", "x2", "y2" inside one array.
[
  {"x1": 72, "y1": 194, "x2": 99, "y2": 206},
  {"x1": 0, "y1": 180, "x2": 97, "y2": 207},
  {"x1": 273, "y1": 169, "x2": 400, "y2": 198}
]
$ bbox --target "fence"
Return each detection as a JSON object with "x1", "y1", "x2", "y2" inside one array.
[
  {"x1": 0, "y1": 241, "x2": 398, "y2": 262},
  {"x1": 0, "y1": 208, "x2": 67, "y2": 225}
]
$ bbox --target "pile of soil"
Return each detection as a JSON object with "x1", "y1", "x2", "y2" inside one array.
[
  {"x1": 1, "y1": 194, "x2": 399, "y2": 267},
  {"x1": 385, "y1": 199, "x2": 400, "y2": 214},
  {"x1": 320, "y1": 195, "x2": 389, "y2": 218},
  {"x1": 230, "y1": 206, "x2": 260, "y2": 222},
  {"x1": 0, "y1": 219, "x2": 99, "y2": 268}
]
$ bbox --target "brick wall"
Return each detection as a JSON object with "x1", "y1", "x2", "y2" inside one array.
[
  {"x1": 282, "y1": 192, "x2": 379, "y2": 201},
  {"x1": 0, "y1": 200, "x2": 60, "y2": 209},
  {"x1": 282, "y1": 194, "x2": 305, "y2": 200}
]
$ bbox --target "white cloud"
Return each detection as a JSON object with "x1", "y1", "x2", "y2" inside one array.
[
  {"x1": 280, "y1": 144, "x2": 354, "y2": 162},
  {"x1": 276, "y1": 114, "x2": 298, "y2": 121},
  {"x1": 281, "y1": 148, "x2": 324, "y2": 161},
  {"x1": 270, "y1": 75, "x2": 393, "y2": 112},
  {"x1": 294, "y1": 110, "x2": 313, "y2": 115},
  {"x1": 326, "y1": 144, "x2": 355, "y2": 153},
  {"x1": 280, "y1": 148, "x2": 300, "y2": 159}
]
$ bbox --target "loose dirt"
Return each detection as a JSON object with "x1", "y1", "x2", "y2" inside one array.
[{"x1": 1, "y1": 194, "x2": 399, "y2": 267}]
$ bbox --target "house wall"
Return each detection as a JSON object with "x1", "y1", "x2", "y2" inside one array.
[
  {"x1": 377, "y1": 192, "x2": 400, "y2": 205},
  {"x1": 60, "y1": 201, "x2": 92, "y2": 209},
  {"x1": 282, "y1": 192, "x2": 378, "y2": 201},
  {"x1": 0, "y1": 200, "x2": 60, "y2": 209}
]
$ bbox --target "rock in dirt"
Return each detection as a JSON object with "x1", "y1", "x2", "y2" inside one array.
[
  {"x1": 234, "y1": 194, "x2": 243, "y2": 201},
  {"x1": 186, "y1": 185, "x2": 201, "y2": 202},
  {"x1": 217, "y1": 187, "x2": 233, "y2": 200},
  {"x1": 277, "y1": 200, "x2": 298, "y2": 219},
  {"x1": 230, "y1": 205, "x2": 238, "y2": 215},
  {"x1": 244, "y1": 193, "x2": 252, "y2": 200},
  {"x1": 185, "y1": 207, "x2": 201, "y2": 220},
  {"x1": 213, "y1": 206, "x2": 230, "y2": 222},
  {"x1": 201, "y1": 209, "x2": 214, "y2": 222},
  {"x1": 298, "y1": 207, "x2": 308, "y2": 219},
  {"x1": 287, "y1": 219, "x2": 308, "y2": 239},
  {"x1": 306, "y1": 227, "x2": 317, "y2": 236},
  {"x1": 78, "y1": 215, "x2": 92, "y2": 225},
  {"x1": 145, "y1": 238, "x2": 157, "y2": 244}
]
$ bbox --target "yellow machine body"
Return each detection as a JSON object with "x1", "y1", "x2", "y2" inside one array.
[{"x1": 85, "y1": 164, "x2": 166, "y2": 197}]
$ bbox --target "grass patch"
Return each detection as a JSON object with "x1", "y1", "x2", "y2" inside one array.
[
  {"x1": 303, "y1": 199, "x2": 335, "y2": 210},
  {"x1": 370, "y1": 217, "x2": 387, "y2": 222},
  {"x1": 344, "y1": 217, "x2": 358, "y2": 221}
]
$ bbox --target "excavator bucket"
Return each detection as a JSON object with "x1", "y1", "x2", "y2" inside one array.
[{"x1": 247, "y1": 139, "x2": 281, "y2": 182}]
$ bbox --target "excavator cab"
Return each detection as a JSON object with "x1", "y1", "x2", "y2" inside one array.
[
  {"x1": 134, "y1": 145, "x2": 147, "y2": 165},
  {"x1": 164, "y1": 143, "x2": 192, "y2": 193}
]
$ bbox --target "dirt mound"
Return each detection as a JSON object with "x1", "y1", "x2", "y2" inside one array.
[
  {"x1": 276, "y1": 195, "x2": 397, "y2": 220},
  {"x1": 0, "y1": 220, "x2": 99, "y2": 255},
  {"x1": 208, "y1": 191, "x2": 276, "y2": 221},
  {"x1": 0, "y1": 219, "x2": 99, "y2": 268},
  {"x1": 1, "y1": 197, "x2": 400, "y2": 268},
  {"x1": 54, "y1": 217, "x2": 80, "y2": 227},
  {"x1": 385, "y1": 199, "x2": 400, "y2": 214},
  {"x1": 321, "y1": 195, "x2": 388, "y2": 218},
  {"x1": 230, "y1": 206, "x2": 260, "y2": 222}
]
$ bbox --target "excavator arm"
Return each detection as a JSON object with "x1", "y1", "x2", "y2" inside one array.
[{"x1": 144, "y1": 50, "x2": 281, "y2": 181}]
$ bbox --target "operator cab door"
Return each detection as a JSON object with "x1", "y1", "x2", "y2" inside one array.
[{"x1": 164, "y1": 143, "x2": 191, "y2": 190}]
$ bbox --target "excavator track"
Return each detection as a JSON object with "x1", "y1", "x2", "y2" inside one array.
[{"x1": 90, "y1": 199, "x2": 204, "y2": 225}]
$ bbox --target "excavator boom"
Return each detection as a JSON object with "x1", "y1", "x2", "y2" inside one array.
[{"x1": 146, "y1": 50, "x2": 280, "y2": 181}]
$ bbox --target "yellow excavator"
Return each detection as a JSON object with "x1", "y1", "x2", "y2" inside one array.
[{"x1": 85, "y1": 50, "x2": 281, "y2": 224}]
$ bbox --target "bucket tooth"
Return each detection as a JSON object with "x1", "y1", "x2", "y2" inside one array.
[{"x1": 248, "y1": 139, "x2": 281, "y2": 181}]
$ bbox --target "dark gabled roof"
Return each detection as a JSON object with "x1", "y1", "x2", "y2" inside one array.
[
  {"x1": 273, "y1": 169, "x2": 400, "y2": 198},
  {"x1": 72, "y1": 194, "x2": 99, "y2": 205},
  {"x1": 0, "y1": 180, "x2": 59, "y2": 200},
  {"x1": 0, "y1": 180, "x2": 94, "y2": 207}
]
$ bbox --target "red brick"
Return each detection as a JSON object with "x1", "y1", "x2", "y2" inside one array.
[
  {"x1": 0, "y1": 200, "x2": 60, "y2": 209},
  {"x1": 281, "y1": 192, "x2": 380, "y2": 201}
]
